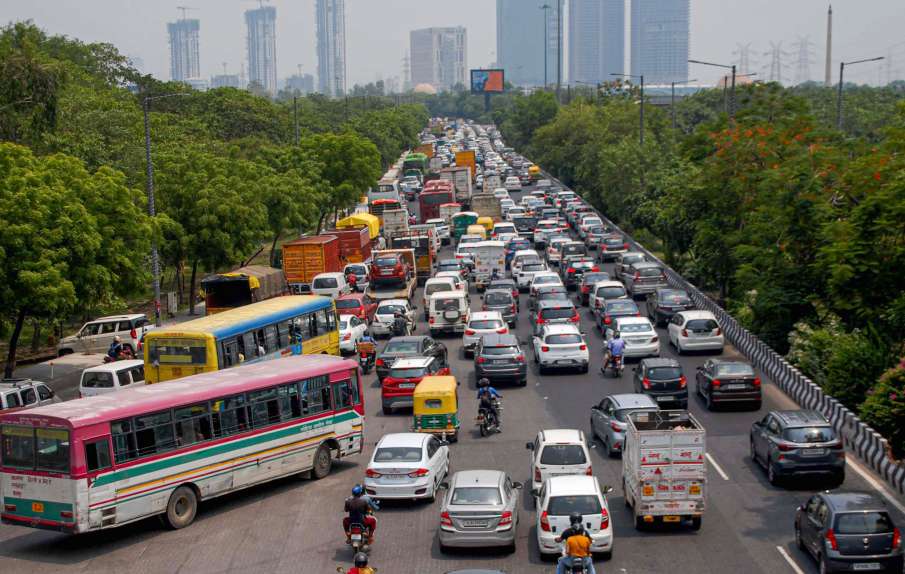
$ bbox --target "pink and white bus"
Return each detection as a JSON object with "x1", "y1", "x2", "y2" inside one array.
[{"x1": 0, "y1": 354, "x2": 364, "y2": 533}]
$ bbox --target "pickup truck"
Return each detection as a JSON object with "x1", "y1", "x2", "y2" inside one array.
[
  {"x1": 365, "y1": 248, "x2": 418, "y2": 301},
  {"x1": 623, "y1": 410, "x2": 706, "y2": 531}
]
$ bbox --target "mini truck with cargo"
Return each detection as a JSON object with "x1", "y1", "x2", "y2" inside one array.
[
  {"x1": 281, "y1": 235, "x2": 342, "y2": 294},
  {"x1": 365, "y1": 248, "x2": 418, "y2": 301}
]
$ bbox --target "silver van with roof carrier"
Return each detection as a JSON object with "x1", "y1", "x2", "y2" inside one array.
[{"x1": 0, "y1": 379, "x2": 60, "y2": 412}]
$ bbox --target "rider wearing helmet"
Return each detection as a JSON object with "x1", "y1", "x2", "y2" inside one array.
[
  {"x1": 476, "y1": 378, "x2": 502, "y2": 426},
  {"x1": 605, "y1": 330, "x2": 626, "y2": 371},
  {"x1": 349, "y1": 552, "x2": 375, "y2": 574},
  {"x1": 555, "y1": 512, "x2": 588, "y2": 544},
  {"x1": 555, "y1": 513, "x2": 596, "y2": 574},
  {"x1": 343, "y1": 485, "x2": 378, "y2": 545}
]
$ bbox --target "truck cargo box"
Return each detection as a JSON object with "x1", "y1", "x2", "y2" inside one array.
[
  {"x1": 282, "y1": 235, "x2": 341, "y2": 293},
  {"x1": 323, "y1": 226, "x2": 372, "y2": 264}
]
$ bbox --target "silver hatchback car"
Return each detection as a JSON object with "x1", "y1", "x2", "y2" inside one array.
[
  {"x1": 589, "y1": 393, "x2": 658, "y2": 457},
  {"x1": 438, "y1": 469, "x2": 522, "y2": 552}
]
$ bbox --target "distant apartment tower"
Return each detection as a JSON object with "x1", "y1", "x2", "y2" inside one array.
[
  {"x1": 410, "y1": 27, "x2": 467, "y2": 91},
  {"x1": 167, "y1": 18, "x2": 200, "y2": 82},
  {"x1": 569, "y1": 0, "x2": 624, "y2": 84},
  {"x1": 211, "y1": 74, "x2": 242, "y2": 89},
  {"x1": 286, "y1": 73, "x2": 316, "y2": 94},
  {"x1": 316, "y1": 0, "x2": 347, "y2": 96},
  {"x1": 496, "y1": 0, "x2": 546, "y2": 87},
  {"x1": 245, "y1": 6, "x2": 278, "y2": 95},
  {"x1": 631, "y1": 0, "x2": 690, "y2": 84}
]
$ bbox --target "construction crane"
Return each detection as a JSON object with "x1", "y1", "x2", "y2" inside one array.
[{"x1": 176, "y1": 6, "x2": 195, "y2": 20}]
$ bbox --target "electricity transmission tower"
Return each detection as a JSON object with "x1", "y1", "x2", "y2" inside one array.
[
  {"x1": 733, "y1": 43, "x2": 756, "y2": 75},
  {"x1": 762, "y1": 41, "x2": 791, "y2": 84},
  {"x1": 792, "y1": 36, "x2": 816, "y2": 85}
]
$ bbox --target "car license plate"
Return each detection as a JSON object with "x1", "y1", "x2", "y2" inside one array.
[
  {"x1": 492, "y1": 360, "x2": 509, "y2": 365},
  {"x1": 663, "y1": 515, "x2": 681, "y2": 522},
  {"x1": 853, "y1": 564, "x2": 881, "y2": 571},
  {"x1": 383, "y1": 473, "x2": 407, "y2": 480},
  {"x1": 802, "y1": 448, "x2": 826, "y2": 457},
  {"x1": 463, "y1": 520, "x2": 488, "y2": 528},
  {"x1": 725, "y1": 384, "x2": 747, "y2": 390},
  {"x1": 656, "y1": 396, "x2": 674, "y2": 402},
  {"x1": 556, "y1": 359, "x2": 575, "y2": 365},
  {"x1": 399, "y1": 383, "x2": 416, "y2": 389}
]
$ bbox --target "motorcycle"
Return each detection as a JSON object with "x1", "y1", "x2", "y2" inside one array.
[
  {"x1": 476, "y1": 400, "x2": 502, "y2": 437},
  {"x1": 601, "y1": 354, "x2": 624, "y2": 378},
  {"x1": 563, "y1": 556, "x2": 591, "y2": 573},
  {"x1": 103, "y1": 347, "x2": 135, "y2": 364},
  {"x1": 336, "y1": 568, "x2": 378, "y2": 574},
  {"x1": 357, "y1": 340, "x2": 376, "y2": 374},
  {"x1": 347, "y1": 521, "x2": 371, "y2": 553}
]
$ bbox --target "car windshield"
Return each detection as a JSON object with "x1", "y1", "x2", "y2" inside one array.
[
  {"x1": 470, "y1": 319, "x2": 503, "y2": 330},
  {"x1": 834, "y1": 512, "x2": 893, "y2": 534},
  {"x1": 388, "y1": 367, "x2": 426, "y2": 379},
  {"x1": 451, "y1": 487, "x2": 503, "y2": 506},
  {"x1": 375, "y1": 257, "x2": 399, "y2": 266},
  {"x1": 546, "y1": 495, "x2": 600, "y2": 516},
  {"x1": 647, "y1": 366, "x2": 683, "y2": 380},
  {"x1": 540, "y1": 444, "x2": 587, "y2": 465},
  {"x1": 715, "y1": 363, "x2": 755, "y2": 376},
  {"x1": 312, "y1": 277, "x2": 338, "y2": 288},
  {"x1": 540, "y1": 308, "x2": 575, "y2": 320},
  {"x1": 335, "y1": 299, "x2": 360, "y2": 309},
  {"x1": 481, "y1": 346, "x2": 519, "y2": 356},
  {"x1": 618, "y1": 323, "x2": 652, "y2": 333},
  {"x1": 686, "y1": 319, "x2": 719, "y2": 331},
  {"x1": 783, "y1": 427, "x2": 837, "y2": 443},
  {"x1": 377, "y1": 305, "x2": 406, "y2": 315},
  {"x1": 383, "y1": 340, "x2": 419, "y2": 353},
  {"x1": 546, "y1": 333, "x2": 582, "y2": 345},
  {"x1": 598, "y1": 286, "x2": 626, "y2": 298},
  {"x1": 373, "y1": 447, "x2": 423, "y2": 463},
  {"x1": 485, "y1": 292, "x2": 512, "y2": 305}
]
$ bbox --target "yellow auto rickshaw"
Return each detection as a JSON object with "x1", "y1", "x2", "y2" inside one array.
[
  {"x1": 476, "y1": 216, "x2": 494, "y2": 233},
  {"x1": 412, "y1": 376, "x2": 459, "y2": 442},
  {"x1": 466, "y1": 224, "x2": 487, "y2": 240}
]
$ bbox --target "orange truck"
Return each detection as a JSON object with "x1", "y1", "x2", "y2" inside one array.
[{"x1": 281, "y1": 235, "x2": 342, "y2": 293}]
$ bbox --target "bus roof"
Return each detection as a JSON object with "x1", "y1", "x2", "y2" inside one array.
[
  {"x1": 0, "y1": 355, "x2": 353, "y2": 429},
  {"x1": 146, "y1": 296, "x2": 331, "y2": 340}
]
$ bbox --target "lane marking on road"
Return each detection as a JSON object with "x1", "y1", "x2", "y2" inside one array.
[
  {"x1": 776, "y1": 546, "x2": 805, "y2": 574},
  {"x1": 705, "y1": 452, "x2": 730, "y2": 481},
  {"x1": 846, "y1": 456, "x2": 905, "y2": 515}
]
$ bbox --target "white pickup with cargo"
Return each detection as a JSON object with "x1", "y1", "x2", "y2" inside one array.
[
  {"x1": 471, "y1": 241, "x2": 506, "y2": 291},
  {"x1": 382, "y1": 208, "x2": 410, "y2": 238},
  {"x1": 622, "y1": 410, "x2": 706, "y2": 531}
]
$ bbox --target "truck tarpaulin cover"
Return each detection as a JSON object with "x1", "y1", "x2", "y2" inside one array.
[
  {"x1": 337, "y1": 213, "x2": 380, "y2": 239},
  {"x1": 201, "y1": 265, "x2": 287, "y2": 314}
]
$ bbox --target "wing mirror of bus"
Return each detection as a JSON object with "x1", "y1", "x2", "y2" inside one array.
[{"x1": 525, "y1": 442, "x2": 535, "y2": 451}]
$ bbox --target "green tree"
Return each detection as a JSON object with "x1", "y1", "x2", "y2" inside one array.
[{"x1": 860, "y1": 362, "x2": 905, "y2": 460}]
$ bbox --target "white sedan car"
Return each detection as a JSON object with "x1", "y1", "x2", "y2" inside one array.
[
  {"x1": 668, "y1": 310, "x2": 724, "y2": 354},
  {"x1": 504, "y1": 176, "x2": 522, "y2": 191},
  {"x1": 536, "y1": 475, "x2": 613, "y2": 560},
  {"x1": 339, "y1": 314, "x2": 369, "y2": 353},
  {"x1": 462, "y1": 311, "x2": 508, "y2": 356},
  {"x1": 532, "y1": 324, "x2": 590, "y2": 374},
  {"x1": 425, "y1": 218, "x2": 451, "y2": 244},
  {"x1": 605, "y1": 316, "x2": 660, "y2": 358},
  {"x1": 515, "y1": 262, "x2": 549, "y2": 291},
  {"x1": 529, "y1": 271, "x2": 564, "y2": 297},
  {"x1": 371, "y1": 299, "x2": 415, "y2": 338},
  {"x1": 492, "y1": 187, "x2": 510, "y2": 200},
  {"x1": 364, "y1": 433, "x2": 450, "y2": 501}
]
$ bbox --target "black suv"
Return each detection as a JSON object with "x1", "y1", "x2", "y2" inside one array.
[
  {"x1": 648, "y1": 288, "x2": 694, "y2": 327},
  {"x1": 632, "y1": 358, "x2": 688, "y2": 408},
  {"x1": 795, "y1": 491, "x2": 903, "y2": 574},
  {"x1": 375, "y1": 335, "x2": 448, "y2": 382},
  {"x1": 474, "y1": 333, "x2": 527, "y2": 386},
  {"x1": 750, "y1": 410, "x2": 845, "y2": 486}
]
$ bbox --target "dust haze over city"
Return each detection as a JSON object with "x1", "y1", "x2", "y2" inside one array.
[{"x1": 4, "y1": 0, "x2": 904, "y2": 89}]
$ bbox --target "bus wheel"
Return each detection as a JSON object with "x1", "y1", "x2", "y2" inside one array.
[
  {"x1": 312, "y1": 445, "x2": 332, "y2": 479},
  {"x1": 164, "y1": 486, "x2": 198, "y2": 529}
]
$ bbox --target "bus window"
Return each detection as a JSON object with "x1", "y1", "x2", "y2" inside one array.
[
  {"x1": 211, "y1": 395, "x2": 249, "y2": 437},
  {"x1": 111, "y1": 420, "x2": 137, "y2": 463},
  {"x1": 276, "y1": 321, "x2": 290, "y2": 347},
  {"x1": 133, "y1": 411, "x2": 176, "y2": 457},
  {"x1": 307, "y1": 313, "x2": 318, "y2": 340},
  {"x1": 243, "y1": 333, "x2": 257, "y2": 358},
  {"x1": 332, "y1": 382, "x2": 353, "y2": 411},
  {"x1": 317, "y1": 310, "x2": 331, "y2": 336},
  {"x1": 249, "y1": 388, "x2": 281, "y2": 428},
  {"x1": 278, "y1": 383, "x2": 302, "y2": 420},
  {"x1": 302, "y1": 377, "x2": 330, "y2": 415},
  {"x1": 174, "y1": 403, "x2": 212, "y2": 446},
  {"x1": 220, "y1": 339, "x2": 239, "y2": 368},
  {"x1": 351, "y1": 371, "x2": 361, "y2": 405},
  {"x1": 85, "y1": 439, "x2": 112, "y2": 472},
  {"x1": 264, "y1": 325, "x2": 279, "y2": 352}
]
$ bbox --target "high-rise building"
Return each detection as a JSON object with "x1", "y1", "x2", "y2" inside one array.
[
  {"x1": 410, "y1": 27, "x2": 467, "y2": 91},
  {"x1": 245, "y1": 6, "x2": 277, "y2": 96},
  {"x1": 285, "y1": 73, "x2": 316, "y2": 94},
  {"x1": 496, "y1": 0, "x2": 545, "y2": 87},
  {"x1": 167, "y1": 18, "x2": 200, "y2": 82},
  {"x1": 546, "y1": 0, "x2": 564, "y2": 87},
  {"x1": 316, "y1": 0, "x2": 347, "y2": 96},
  {"x1": 631, "y1": 0, "x2": 690, "y2": 84},
  {"x1": 569, "y1": 0, "x2": 624, "y2": 84},
  {"x1": 211, "y1": 74, "x2": 242, "y2": 89}
]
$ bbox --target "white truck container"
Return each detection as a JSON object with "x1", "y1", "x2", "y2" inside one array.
[
  {"x1": 382, "y1": 208, "x2": 410, "y2": 238},
  {"x1": 470, "y1": 193, "x2": 503, "y2": 223},
  {"x1": 485, "y1": 174, "x2": 502, "y2": 192},
  {"x1": 471, "y1": 240, "x2": 506, "y2": 291},
  {"x1": 440, "y1": 166, "x2": 473, "y2": 207},
  {"x1": 622, "y1": 410, "x2": 706, "y2": 531}
]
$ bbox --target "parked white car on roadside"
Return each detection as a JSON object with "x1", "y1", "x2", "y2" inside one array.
[{"x1": 79, "y1": 360, "x2": 147, "y2": 398}]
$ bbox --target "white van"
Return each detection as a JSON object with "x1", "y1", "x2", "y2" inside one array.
[
  {"x1": 311, "y1": 272, "x2": 351, "y2": 298},
  {"x1": 428, "y1": 291, "x2": 470, "y2": 336},
  {"x1": 79, "y1": 360, "x2": 146, "y2": 398},
  {"x1": 471, "y1": 241, "x2": 507, "y2": 291},
  {"x1": 423, "y1": 277, "x2": 458, "y2": 320}
]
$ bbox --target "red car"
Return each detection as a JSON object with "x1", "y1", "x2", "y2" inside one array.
[
  {"x1": 380, "y1": 356, "x2": 450, "y2": 414},
  {"x1": 370, "y1": 252, "x2": 411, "y2": 287},
  {"x1": 335, "y1": 293, "x2": 378, "y2": 323}
]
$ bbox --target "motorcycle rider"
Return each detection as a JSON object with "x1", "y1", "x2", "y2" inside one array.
[
  {"x1": 343, "y1": 485, "x2": 378, "y2": 545},
  {"x1": 556, "y1": 512, "x2": 589, "y2": 545},
  {"x1": 356, "y1": 332, "x2": 377, "y2": 371},
  {"x1": 107, "y1": 336, "x2": 125, "y2": 361},
  {"x1": 476, "y1": 378, "x2": 502, "y2": 428},
  {"x1": 603, "y1": 331, "x2": 626, "y2": 374},
  {"x1": 391, "y1": 309, "x2": 410, "y2": 337},
  {"x1": 348, "y1": 552, "x2": 375, "y2": 574},
  {"x1": 555, "y1": 516, "x2": 596, "y2": 574}
]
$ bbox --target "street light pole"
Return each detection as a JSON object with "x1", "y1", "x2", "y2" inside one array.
[
  {"x1": 293, "y1": 96, "x2": 299, "y2": 145},
  {"x1": 670, "y1": 78, "x2": 698, "y2": 130},
  {"x1": 689, "y1": 59, "x2": 741, "y2": 120},
  {"x1": 142, "y1": 97, "x2": 161, "y2": 326},
  {"x1": 540, "y1": 4, "x2": 551, "y2": 89},
  {"x1": 836, "y1": 56, "x2": 883, "y2": 130}
]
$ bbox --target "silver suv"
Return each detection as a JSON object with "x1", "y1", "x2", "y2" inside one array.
[
  {"x1": 0, "y1": 379, "x2": 61, "y2": 412},
  {"x1": 57, "y1": 314, "x2": 153, "y2": 356}
]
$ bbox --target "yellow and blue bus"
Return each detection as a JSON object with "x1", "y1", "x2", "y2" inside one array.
[{"x1": 143, "y1": 296, "x2": 340, "y2": 383}]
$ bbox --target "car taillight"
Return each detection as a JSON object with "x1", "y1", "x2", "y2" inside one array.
[
  {"x1": 601, "y1": 246, "x2": 608, "y2": 251},
  {"x1": 623, "y1": 243, "x2": 630, "y2": 249},
  {"x1": 634, "y1": 272, "x2": 641, "y2": 280},
  {"x1": 604, "y1": 316, "x2": 612, "y2": 324},
  {"x1": 714, "y1": 328, "x2": 722, "y2": 336},
  {"x1": 753, "y1": 377, "x2": 761, "y2": 387},
  {"x1": 777, "y1": 442, "x2": 796, "y2": 452},
  {"x1": 600, "y1": 508, "x2": 610, "y2": 530},
  {"x1": 536, "y1": 316, "x2": 545, "y2": 324},
  {"x1": 567, "y1": 267, "x2": 575, "y2": 273},
  {"x1": 428, "y1": 317, "x2": 435, "y2": 324},
  {"x1": 581, "y1": 285, "x2": 590, "y2": 293},
  {"x1": 516, "y1": 354, "x2": 525, "y2": 362},
  {"x1": 511, "y1": 304, "x2": 516, "y2": 312},
  {"x1": 496, "y1": 327, "x2": 508, "y2": 334},
  {"x1": 130, "y1": 328, "x2": 137, "y2": 340},
  {"x1": 679, "y1": 376, "x2": 687, "y2": 389},
  {"x1": 591, "y1": 266, "x2": 599, "y2": 272},
  {"x1": 579, "y1": 344, "x2": 587, "y2": 351},
  {"x1": 611, "y1": 421, "x2": 622, "y2": 432},
  {"x1": 585, "y1": 466, "x2": 593, "y2": 476},
  {"x1": 642, "y1": 378, "x2": 651, "y2": 389},
  {"x1": 712, "y1": 378, "x2": 721, "y2": 388},
  {"x1": 375, "y1": 358, "x2": 385, "y2": 366},
  {"x1": 477, "y1": 357, "x2": 486, "y2": 364},
  {"x1": 342, "y1": 333, "x2": 351, "y2": 341},
  {"x1": 440, "y1": 511, "x2": 453, "y2": 527},
  {"x1": 541, "y1": 346, "x2": 550, "y2": 352},
  {"x1": 465, "y1": 329, "x2": 476, "y2": 335},
  {"x1": 534, "y1": 467, "x2": 542, "y2": 482},
  {"x1": 893, "y1": 527, "x2": 901, "y2": 549},
  {"x1": 408, "y1": 468, "x2": 430, "y2": 478},
  {"x1": 482, "y1": 305, "x2": 487, "y2": 311},
  {"x1": 366, "y1": 468, "x2": 382, "y2": 478},
  {"x1": 540, "y1": 510, "x2": 551, "y2": 532},
  {"x1": 825, "y1": 528, "x2": 838, "y2": 550},
  {"x1": 499, "y1": 510, "x2": 513, "y2": 527},
  {"x1": 682, "y1": 329, "x2": 689, "y2": 337}
]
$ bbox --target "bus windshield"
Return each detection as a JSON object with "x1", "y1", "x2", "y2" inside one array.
[
  {"x1": 1, "y1": 425, "x2": 71, "y2": 474},
  {"x1": 147, "y1": 338, "x2": 208, "y2": 365}
]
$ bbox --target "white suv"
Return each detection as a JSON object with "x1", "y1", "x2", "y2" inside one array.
[
  {"x1": 0, "y1": 379, "x2": 60, "y2": 412},
  {"x1": 526, "y1": 428, "x2": 592, "y2": 493},
  {"x1": 536, "y1": 475, "x2": 614, "y2": 559},
  {"x1": 532, "y1": 324, "x2": 590, "y2": 374},
  {"x1": 57, "y1": 314, "x2": 153, "y2": 356}
]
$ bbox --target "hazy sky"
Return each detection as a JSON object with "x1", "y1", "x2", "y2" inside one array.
[{"x1": 4, "y1": 0, "x2": 904, "y2": 87}]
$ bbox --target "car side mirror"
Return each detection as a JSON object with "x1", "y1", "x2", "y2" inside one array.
[
  {"x1": 601, "y1": 484, "x2": 614, "y2": 494},
  {"x1": 525, "y1": 442, "x2": 534, "y2": 451},
  {"x1": 439, "y1": 481, "x2": 450, "y2": 490},
  {"x1": 512, "y1": 481, "x2": 523, "y2": 489},
  {"x1": 796, "y1": 505, "x2": 802, "y2": 512},
  {"x1": 438, "y1": 440, "x2": 450, "y2": 446}
]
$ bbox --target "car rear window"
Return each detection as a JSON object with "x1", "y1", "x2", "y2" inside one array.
[
  {"x1": 598, "y1": 286, "x2": 627, "y2": 299},
  {"x1": 647, "y1": 367, "x2": 683, "y2": 380},
  {"x1": 426, "y1": 283, "x2": 454, "y2": 296},
  {"x1": 383, "y1": 341, "x2": 419, "y2": 353},
  {"x1": 582, "y1": 273, "x2": 610, "y2": 284},
  {"x1": 534, "y1": 276, "x2": 558, "y2": 285},
  {"x1": 375, "y1": 257, "x2": 399, "y2": 266},
  {"x1": 618, "y1": 323, "x2": 652, "y2": 333},
  {"x1": 604, "y1": 238, "x2": 624, "y2": 246},
  {"x1": 715, "y1": 363, "x2": 755, "y2": 377},
  {"x1": 485, "y1": 292, "x2": 512, "y2": 305},
  {"x1": 522, "y1": 264, "x2": 546, "y2": 272},
  {"x1": 82, "y1": 372, "x2": 115, "y2": 389},
  {"x1": 783, "y1": 426, "x2": 837, "y2": 443},
  {"x1": 638, "y1": 267, "x2": 664, "y2": 277},
  {"x1": 607, "y1": 301, "x2": 637, "y2": 313},
  {"x1": 434, "y1": 297, "x2": 462, "y2": 311},
  {"x1": 562, "y1": 245, "x2": 585, "y2": 256},
  {"x1": 546, "y1": 495, "x2": 600, "y2": 516},
  {"x1": 481, "y1": 346, "x2": 519, "y2": 356},
  {"x1": 388, "y1": 367, "x2": 426, "y2": 379},
  {"x1": 540, "y1": 444, "x2": 587, "y2": 465},
  {"x1": 346, "y1": 265, "x2": 367, "y2": 275},
  {"x1": 373, "y1": 447, "x2": 423, "y2": 463},
  {"x1": 470, "y1": 319, "x2": 503, "y2": 330},
  {"x1": 546, "y1": 334, "x2": 582, "y2": 345},
  {"x1": 540, "y1": 308, "x2": 575, "y2": 320},
  {"x1": 377, "y1": 305, "x2": 406, "y2": 315},
  {"x1": 451, "y1": 487, "x2": 503, "y2": 505},
  {"x1": 686, "y1": 319, "x2": 719, "y2": 331},
  {"x1": 313, "y1": 277, "x2": 337, "y2": 288},
  {"x1": 335, "y1": 299, "x2": 360, "y2": 309},
  {"x1": 834, "y1": 512, "x2": 893, "y2": 534}
]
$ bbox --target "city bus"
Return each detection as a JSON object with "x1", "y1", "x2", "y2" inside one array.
[
  {"x1": 418, "y1": 184, "x2": 455, "y2": 223},
  {"x1": 143, "y1": 296, "x2": 340, "y2": 384},
  {"x1": 0, "y1": 355, "x2": 363, "y2": 533}
]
